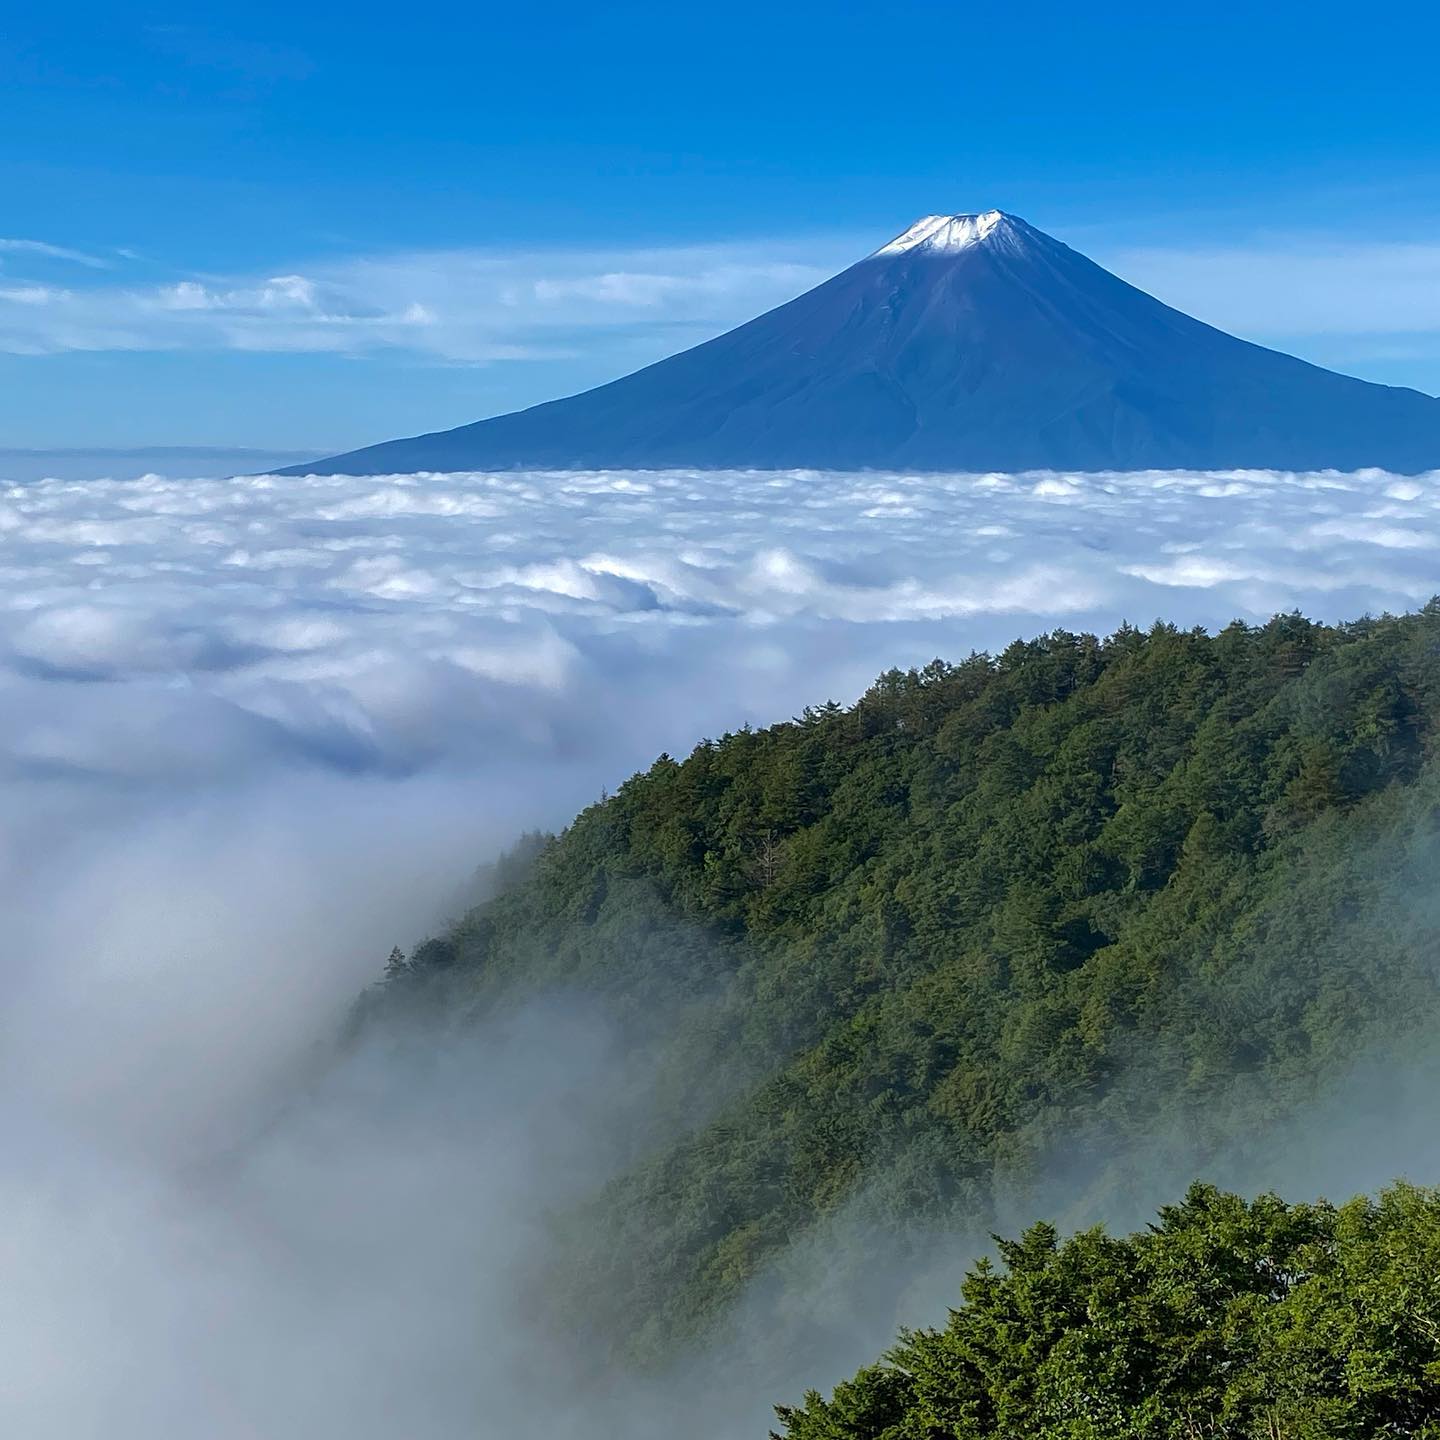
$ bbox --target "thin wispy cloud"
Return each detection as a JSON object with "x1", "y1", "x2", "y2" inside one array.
[
  {"x1": 0, "y1": 237, "x2": 112, "y2": 269},
  {"x1": 0, "y1": 284, "x2": 66, "y2": 305},
  {"x1": 0, "y1": 241, "x2": 844, "y2": 363},
  {"x1": 4, "y1": 231, "x2": 1440, "y2": 393}
]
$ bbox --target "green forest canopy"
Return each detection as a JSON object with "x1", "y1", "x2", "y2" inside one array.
[
  {"x1": 369, "y1": 606, "x2": 1440, "y2": 1362},
  {"x1": 774, "y1": 1180, "x2": 1440, "y2": 1439}
]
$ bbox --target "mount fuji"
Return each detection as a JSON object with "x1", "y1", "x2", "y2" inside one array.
[{"x1": 288, "y1": 211, "x2": 1440, "y2": 476}]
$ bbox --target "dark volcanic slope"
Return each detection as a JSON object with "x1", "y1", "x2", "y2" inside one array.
[{"x1": 291, "y1": 211, "x2": 1440, "y2": 475}]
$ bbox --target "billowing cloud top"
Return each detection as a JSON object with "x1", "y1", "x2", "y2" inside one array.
[{"x1": 2, "y1": 463, "x2": 1438, "y2": 790}]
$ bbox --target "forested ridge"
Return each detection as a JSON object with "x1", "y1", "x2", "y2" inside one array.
[{"x1": 369, "y1": 606, "x2": 1440, "y2": 1363}]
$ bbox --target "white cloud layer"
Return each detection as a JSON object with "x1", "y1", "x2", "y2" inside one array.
[
  {"x1": 1, "y1": 463, "x2": 1437, "y2": 792},
  {"x1": 4, "y1": 463, "x2": 1440, "y2": 1435}
]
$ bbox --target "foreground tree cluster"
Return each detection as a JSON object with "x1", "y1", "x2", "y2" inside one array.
[{"x1": 776, "y1": 1181, "x2": 1440, "y2": 1439}]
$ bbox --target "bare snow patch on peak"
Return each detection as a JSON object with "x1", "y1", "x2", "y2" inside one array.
[{"x1": 875, "y1": 211, "x2": 1008, "y2": 257}]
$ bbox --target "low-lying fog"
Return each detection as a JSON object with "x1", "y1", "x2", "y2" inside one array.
[{"x1": 4, "y1": 463, "x2": 1439, "y2": 1436}]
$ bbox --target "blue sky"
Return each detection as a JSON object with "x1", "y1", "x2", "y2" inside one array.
[{"x1": 4, "y1": 0, "x2": 1440, "y2": 451}]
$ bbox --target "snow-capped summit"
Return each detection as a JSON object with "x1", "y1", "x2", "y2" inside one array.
[
  {"x1": 874, "y1": 210, "x2": 1010, "y2": 255},
  {"x1": 287, "y1": 211, "x2": 1440, "y2": 477}
]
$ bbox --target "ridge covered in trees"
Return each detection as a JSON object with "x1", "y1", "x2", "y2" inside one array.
[{"x1": 370, "y1": 606, "x2": 1440, "y2": 1361}]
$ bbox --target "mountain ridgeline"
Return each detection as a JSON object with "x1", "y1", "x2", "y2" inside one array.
[
  {"x1": 290, "y1": 211, "x2": 1440, "y2": 476},
  {"x1": 368, "y1": 605, "x2": 1440, "y2": 1373}
]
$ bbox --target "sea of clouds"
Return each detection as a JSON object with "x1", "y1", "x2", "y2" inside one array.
[
  {"x1": 5, "y1": 462, "x2": 1440, "y2": 1437},
  {"x1": 6, "y1": 463, "x2": 1438, "y2": 793}
]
